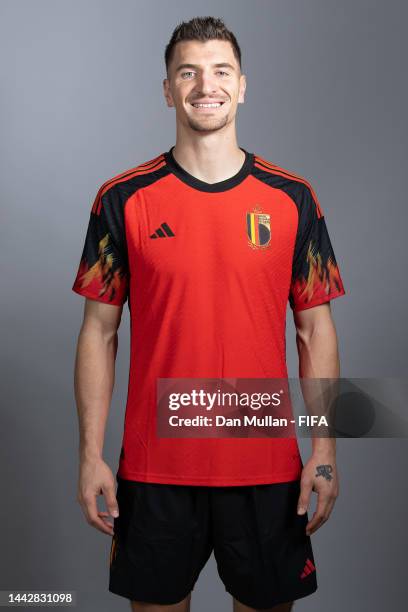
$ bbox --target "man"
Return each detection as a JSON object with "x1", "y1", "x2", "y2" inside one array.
[{"x1": 72, "y1": 16, "x2": 345, "y2": 612}]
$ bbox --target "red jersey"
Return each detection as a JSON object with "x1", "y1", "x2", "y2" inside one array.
[{"x1": 72, "y1": 146, "x2": 346, "y2": 486}]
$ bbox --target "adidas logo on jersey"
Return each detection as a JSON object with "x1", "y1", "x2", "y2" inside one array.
[{"x1": 150, "y1": 222, "x2": 175, "y2": 239}]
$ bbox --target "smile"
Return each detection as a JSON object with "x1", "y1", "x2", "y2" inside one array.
[{"x1": 190, "y1": 101, "x2": 226, "y2": 109}]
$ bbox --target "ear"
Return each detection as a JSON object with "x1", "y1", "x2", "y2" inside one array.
[
  {"x1": 163, "y1": 78, "x2": 175, "y2": 108},
  {"x1": 238, "y1": 73, "x2": 246, "y2": 104}
]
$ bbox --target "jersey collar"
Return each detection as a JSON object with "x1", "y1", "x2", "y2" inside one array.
[{"x1": 164, "y1": 145, "x2": 254, "y2": 193}]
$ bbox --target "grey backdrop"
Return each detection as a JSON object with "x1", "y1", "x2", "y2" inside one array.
[{"x1": 1, "y1": 0, "x2": 407, "y2": 610}]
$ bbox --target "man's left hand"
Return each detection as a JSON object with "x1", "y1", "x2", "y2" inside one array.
[{"x1": 297, "y1": 453, "x2": 339, "y2": 536}]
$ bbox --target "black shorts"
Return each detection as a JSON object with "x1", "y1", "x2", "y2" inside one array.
[{"x1": 109, "y1": 477, "x2": 318, "y2": 609}]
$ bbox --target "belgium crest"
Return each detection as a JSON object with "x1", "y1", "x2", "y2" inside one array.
[{"x1": 246, "y1": 206, "x2": 271, "y2": 249}]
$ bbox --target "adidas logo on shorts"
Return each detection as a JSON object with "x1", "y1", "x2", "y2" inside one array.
[{"x1": 300, "y1": 558, "x2": 316, "y2": 579}]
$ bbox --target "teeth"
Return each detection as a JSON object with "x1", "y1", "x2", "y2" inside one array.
[{"x1": 192, "y1": 103, "x2": 222, "y2": 108}]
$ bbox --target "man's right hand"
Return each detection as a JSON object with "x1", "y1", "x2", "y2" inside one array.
[{"x1": 77, "y1": 457, "x2": 119, "y2": 535}]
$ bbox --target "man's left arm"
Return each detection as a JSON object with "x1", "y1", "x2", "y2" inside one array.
[{"x1": 293, "y1": 302, "x2": 340, "y2": 536}]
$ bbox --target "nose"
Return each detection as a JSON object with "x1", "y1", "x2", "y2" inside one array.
[{"x1": 194, "y1": 70, "x2": 218, "y2": 95}]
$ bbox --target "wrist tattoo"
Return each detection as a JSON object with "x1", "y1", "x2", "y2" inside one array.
[{"x1": 315, "y1": 464, "x2": 333, "y2": 481}]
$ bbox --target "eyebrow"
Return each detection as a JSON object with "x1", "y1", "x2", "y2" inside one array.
[{"x1": 175, "y1": 62, "x2": 236, "y2": 73}]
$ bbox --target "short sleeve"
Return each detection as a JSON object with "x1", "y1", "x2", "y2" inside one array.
[
  {"x1": 72, "y1": 184, "x2": 129, "y2": 306},
  {"x1": 289, "y1": 183, "x2": 346, "y2": 312}
]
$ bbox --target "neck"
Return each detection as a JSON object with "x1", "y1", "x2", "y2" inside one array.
[{"x1": 172, "y1": 130, "x2": 246, "y2": 185}]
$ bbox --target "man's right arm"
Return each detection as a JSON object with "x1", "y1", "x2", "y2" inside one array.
[{"x1": 74, "y1": 297, "x2": 123, "y2": 535}]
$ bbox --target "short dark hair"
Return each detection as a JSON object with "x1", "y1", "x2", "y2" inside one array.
[{"x1": 164, "y1": 16, "x2": 242, "y2": 76}]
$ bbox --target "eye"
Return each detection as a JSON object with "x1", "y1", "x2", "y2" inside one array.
[
  {"x1": 181, "y1": 71, "x2": 195, "y2": 79},
  {"x1": 217, "y1": 71, "x2": 229, "y2": 76}
]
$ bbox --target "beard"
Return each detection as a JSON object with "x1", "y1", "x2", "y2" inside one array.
[{"x1": 185, "y1": 112, "x2": 230, "y2": 132}]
